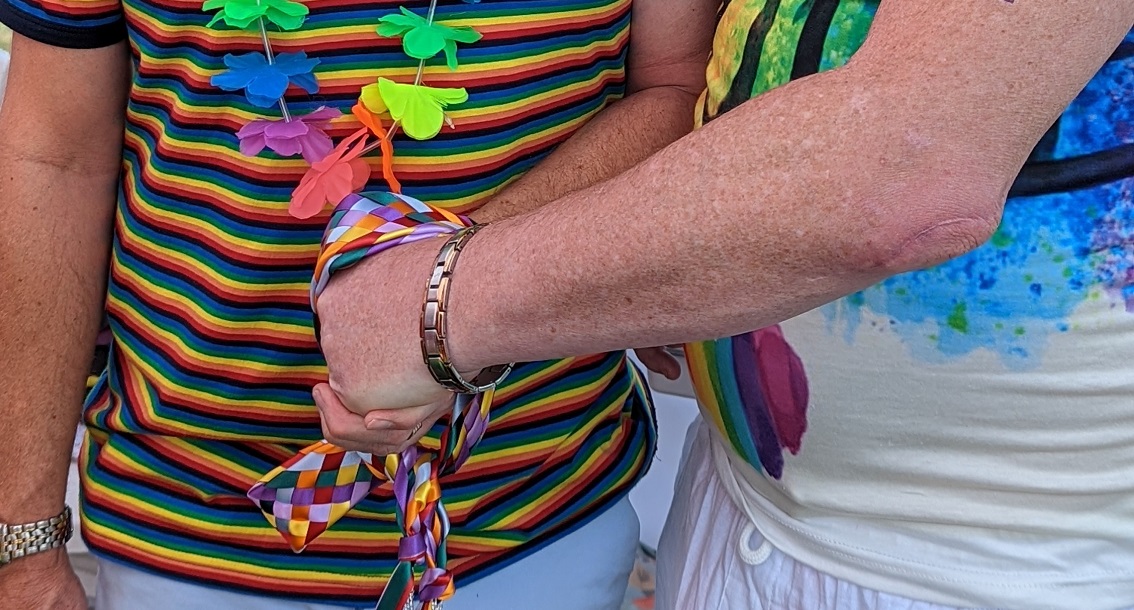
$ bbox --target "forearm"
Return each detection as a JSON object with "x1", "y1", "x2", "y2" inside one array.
[
  {"x1": 315, "y1": 1, "x2": 1131, "y2": 415},
  {"x1": 470, "y1": 0, "x2": 714, "y2": 224},
  {"x1": 0, "y1": 37, "x2": 127, "y2": 524},
  {"x1": 0, "y1": 157, "x2": 117, "y2": 523},
  {"x1": 471, "y1": 86, "x2": 699, "y2": 224},
  {"x1": 446, "y1": 4, "x2": 1134, "y2": 371}
]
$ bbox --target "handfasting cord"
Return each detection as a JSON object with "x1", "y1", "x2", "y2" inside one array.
[
  {"x1": 310, "y1": 191, "x2": 466, "y2": 306},
  {"x1": 249, "y1": 191, "x2": 491, "y2": 610}
]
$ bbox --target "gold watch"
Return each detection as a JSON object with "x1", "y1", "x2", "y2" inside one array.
[{"x1": 0, "y1": 506, "x2": 73, "y2": 567}]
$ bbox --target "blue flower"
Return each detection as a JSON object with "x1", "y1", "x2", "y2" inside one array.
[{"x1": 211, "y1": 52, "x2": 320, "y2": 108}]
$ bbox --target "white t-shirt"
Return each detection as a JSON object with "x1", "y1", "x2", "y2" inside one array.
[
  {"x1": 693, "y1": 131, "x2": 1134, "y2": 606},
  {"x1": 712, "y1": 289, "x2": 1134, "y2": 609},
  {"x1": 0, "y1": 49, "x2": 10, "y2": 107},
  {"x1": 683, "y1": 7, "x2": 1134, "y2": 609}
]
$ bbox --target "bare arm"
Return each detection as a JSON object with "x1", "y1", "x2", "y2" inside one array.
[
  {"x1": 315, "y1": 0, "x2": 1131, "y2": 420},
  {"x1": 446, "y1": 0, "x2": 1134, "y2": 370},
  {"x1": 470, "y1": 0, "x2": 716, "y2": 224},
  {"x1": 310, "y1": 0, "x2": 716, "y2": 449},
  {"x1": 0, "y1": 33, "x2": 128, "y2": 593}
]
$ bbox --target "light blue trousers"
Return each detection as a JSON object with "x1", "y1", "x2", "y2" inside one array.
[{"x1": 95, "y1": 497, "x2": 639, "y2": 610}]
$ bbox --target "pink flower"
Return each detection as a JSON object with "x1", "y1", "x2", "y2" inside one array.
[
  {"x1": 237, "y1": 106, "x2": 341, "y2": 163},
  {"x1": 289, "y1": 128, "x2": 371, "y2": 219}
]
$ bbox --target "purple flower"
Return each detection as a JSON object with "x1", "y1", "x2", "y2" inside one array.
[
  {"x1": 211, "y1": 52, "x2": 319, "y2": 108},
  {"x1": 237, "y1": 107, "x2": 341, "y2": 162}
]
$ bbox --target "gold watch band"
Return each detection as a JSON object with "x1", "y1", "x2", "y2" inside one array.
[{"x1": 0, "y1": 506, "x2": 73, "y2": 566}]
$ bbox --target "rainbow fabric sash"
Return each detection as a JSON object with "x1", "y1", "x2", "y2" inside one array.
[{"x1": 684, "y1": 325, "x2": 810, "y2": 479}]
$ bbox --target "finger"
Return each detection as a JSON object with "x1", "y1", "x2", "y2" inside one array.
[
  {"x1": 313, "y1": 384, "x2": 406, "y2": 454},
  {"x1": 313, "y1": 384, "x2": 381, "y2": 449},
  {"x1": 314, "y1": 384, "x2": 456, "y2": 455},
  {"x1": 386, "y1": 400, "x2": 452, "y2": 454},
  {"x1": 635, "y1": 347, "x2": 681, "y2": 380},
  {"x1": 361, "y1": 400, "x2": 445, "y2": 431},
  {"x1": 365, "y1": 394, "x2": 449, "y2": 433},
  {"x1": 356, "y1": 400, "x2": 452, "y2": 455}
]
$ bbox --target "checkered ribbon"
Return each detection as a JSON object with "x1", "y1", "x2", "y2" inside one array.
[
  {"x1": 249, "y1": 191, "x2": 489, "y2": 610},
  {"x1": 310, "y1": 191, "x2": 467, "y2": 307}
]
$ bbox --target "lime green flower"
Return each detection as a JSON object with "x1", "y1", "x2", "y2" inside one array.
[{"x1": 360, "y1": 77, "x2": 468, "y2": 140}]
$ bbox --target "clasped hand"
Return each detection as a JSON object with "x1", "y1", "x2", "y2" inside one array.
[
  {"x1": 313, "y1": 240, "x2": 455, "y2": 455},
  {"x1": 313, "y1": 240, "x2": 683, "y2": 456}
]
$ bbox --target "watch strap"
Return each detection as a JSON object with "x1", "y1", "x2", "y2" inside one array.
[{"x1": 0, "y1": 506, "x2": 73, "y2": 566}]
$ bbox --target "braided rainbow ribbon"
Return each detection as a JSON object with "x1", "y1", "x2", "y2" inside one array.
[{"x1": 249, "y1": 191, "x2": 490, "y2": 610}]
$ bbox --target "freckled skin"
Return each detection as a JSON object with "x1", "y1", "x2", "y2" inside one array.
[
  {"x1": 439, "y1": 0, "x2": 1134, "y2": 373},
  {"x1": 318, "y1": 1, "x2": 1134, "y2": 417}
]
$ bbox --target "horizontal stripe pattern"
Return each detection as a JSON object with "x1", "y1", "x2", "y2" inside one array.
[
  {"x1": 0, "y1": 0, "x2": 125, "y2": 47},
  {"x1": 82, "y1": 353, "x2": 654, "y2": 602},
  {"x1": 2, "y1": 0, "x2": 122, "y2": 29},
  {"x1": 4, "y1": 0, "x2": 655, "y2": 602}
]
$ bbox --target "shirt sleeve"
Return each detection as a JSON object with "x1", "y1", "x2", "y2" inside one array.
[{"x1": 0, "y1": 0, "x2": 125, "y2": 49}]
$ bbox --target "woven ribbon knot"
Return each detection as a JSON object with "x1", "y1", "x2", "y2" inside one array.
[{"x1": 248, "y1": 191, "x2": 485, "y2": 610}]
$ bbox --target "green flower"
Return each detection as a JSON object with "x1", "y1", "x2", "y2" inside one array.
[
  {"x1": 360, "y1": 77, "x2": 468, "y2": 140},
  {"x1": 203, "y1": 0, "x2": 308, "y2": 31},
  {"x1": 377, "y1": 6, "x2": 482, "y2": 70}
]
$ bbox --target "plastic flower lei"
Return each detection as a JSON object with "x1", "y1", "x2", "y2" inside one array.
[
  {"x1": 205, "y1": 0, "x2": 480, "y2": 218},
  {"x1": 202, "y1": 1, "x2": 493, "y2": 608}
]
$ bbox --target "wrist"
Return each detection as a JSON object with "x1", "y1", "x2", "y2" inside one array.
[
  {"x1": 419, "y1": 225, "x2": 512, "y2": 393},
  {"x1": 1, "y1": 505, "x2": 74, "y2": 568},
  {"x1": 442, "y1": 227, "x2": 498, "y2": 374}
]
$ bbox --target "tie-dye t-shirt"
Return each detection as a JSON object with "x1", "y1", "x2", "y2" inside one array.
[{"x1": 685, "y1": 1, "x2": 1134, "y2": 608}]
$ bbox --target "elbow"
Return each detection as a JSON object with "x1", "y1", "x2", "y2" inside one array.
[{"x1": 855, "y1": 178, "x2": 1008, "y2": 276}]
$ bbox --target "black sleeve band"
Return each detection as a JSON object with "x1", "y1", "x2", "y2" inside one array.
[{"x1": 0, "y1": 2, "x2": 126, "y2": 50}]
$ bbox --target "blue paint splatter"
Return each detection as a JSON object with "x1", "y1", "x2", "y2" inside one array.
[{"x1": 825, "y1": 32, "x2": 1134, "y2": 368}]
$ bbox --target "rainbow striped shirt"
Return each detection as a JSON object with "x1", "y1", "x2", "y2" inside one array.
[{"x1": 0, "y1": 0, "x2": 655, "y2": 603}]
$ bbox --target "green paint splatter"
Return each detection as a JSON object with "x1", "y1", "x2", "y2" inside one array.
[
  {"x1": 990, "y1": 231, "x2": 1014, "y2": 248},
  {"x1": 946, "y1": 302, "x2": 969, "y2": 334}
]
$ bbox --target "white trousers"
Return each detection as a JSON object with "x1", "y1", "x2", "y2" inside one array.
[
  {"x1": 656, "y1": 418, "x2": 983, "y2": 610},
  {"x1": 94, "y1": 496, "x2": 639, "y2": 610}
]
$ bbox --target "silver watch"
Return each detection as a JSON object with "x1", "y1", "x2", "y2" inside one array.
[{"x1": 0, "y1": 506, "x2": 73, "y2": 566}]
